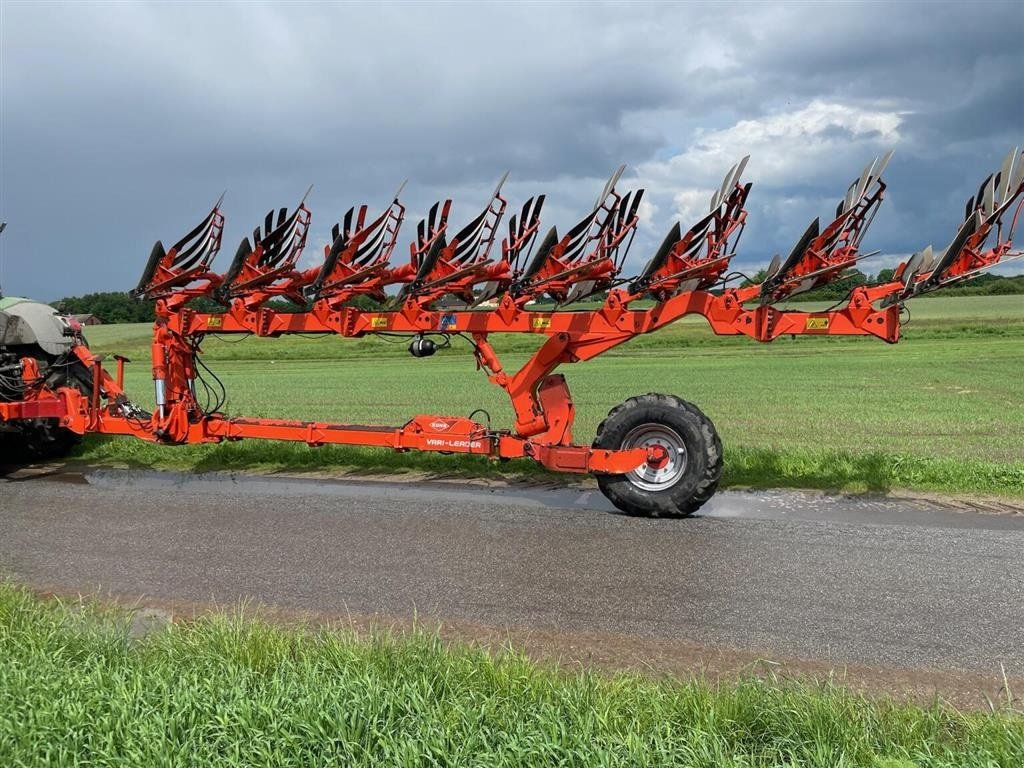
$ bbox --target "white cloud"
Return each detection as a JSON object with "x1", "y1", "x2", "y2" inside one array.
[
  {"x1": 670, "y1": 188, "x2": 714, "y2": 228},
  {"x1": 636, "y1": 100, "x2": 904, "y2": 195},
  {"x1": 636, "y1": 198, "x2": 658, "y2": 230},
  {"x1": 621, "y1": 100, "x2": 910, "y2": 272}
]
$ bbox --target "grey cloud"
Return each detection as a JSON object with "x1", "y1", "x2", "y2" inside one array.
[{"x1": 0, "y1": 0, "x2": 1020, "y2": 299}]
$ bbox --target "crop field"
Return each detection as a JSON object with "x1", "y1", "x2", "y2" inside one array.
[
  {"x1": 78, "y1": 295, "x2": 1024, "y2": 496},
  {"x1": 1, "y1": 584, "x2": 1020, "y2": 768}
]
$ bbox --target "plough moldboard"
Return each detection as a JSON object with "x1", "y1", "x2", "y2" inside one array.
[{"x1": 2, "y1": 149, "x2": 1022, "y2": 516}]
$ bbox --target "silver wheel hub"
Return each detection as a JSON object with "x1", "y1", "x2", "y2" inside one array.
[{"x1": 622, "y1": 424, "x2": 688, "y2": 492}]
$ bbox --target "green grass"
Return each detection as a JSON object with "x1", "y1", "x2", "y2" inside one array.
[
  {"x1": 1, "y1": 584, "x2": 1020, "y2": 767},
  {"x1": 76, "y1": 295, "x2": 1024, "y2": 497}
]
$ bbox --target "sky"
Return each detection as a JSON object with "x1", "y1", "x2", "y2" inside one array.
[{"x1": 1, "y1": 0, "x2": 1022, "y2": 300}]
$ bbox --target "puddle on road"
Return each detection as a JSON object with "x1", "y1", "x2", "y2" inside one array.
[{"x1": 70, "y1": 467, "x2": 1024, "y2": 532}]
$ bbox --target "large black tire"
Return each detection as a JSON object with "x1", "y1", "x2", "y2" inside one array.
[
  {"x1": 0, "y1": 348, "x2": 87, "y2": 464},
  {"x1": 0, "y1": 420, "x2": 80, "y2": 464},
  {"x1": 24, "y1": 419, "x2": 81, "y2": 459},
  {"x1": 593, "y1": 393, "x2": 722, "y2": 517},
  {"x1": 1, "y1": 417, "x2": 81, "y2": 463}
]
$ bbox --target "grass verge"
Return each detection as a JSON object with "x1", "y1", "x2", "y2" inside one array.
[
  {"x1": 1, "y1": 583, "x2": 1021, "y2": 767},
  {"x1": 76, "y1": 436, "x2": 1024, "y2": 498}
]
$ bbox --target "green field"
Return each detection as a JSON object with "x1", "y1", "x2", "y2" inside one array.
[
  {"x1": 1, "y1": 584, "x2": 1020, "y2": 768},
  {"x1": 77, "y1": 295, "x2": 1024, "y2": 496}
]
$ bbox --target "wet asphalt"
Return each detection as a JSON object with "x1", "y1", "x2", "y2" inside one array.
[{"x1": 0, "y1": 468, "x2": 1021, "y2": 674}]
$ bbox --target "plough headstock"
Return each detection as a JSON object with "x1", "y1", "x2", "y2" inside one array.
[
  {"x1": 133, "y1": 194, "x2": 225, "y2": 299},
  {"x1": 630, "y1": 157, "x2": 751, "y2": 300},
  {"x1": 759, "y1": 150, "x2": 892, "y2": 303},
  {"x1": 512, "y1": 166, "x2": 645, "y2": 304},
  {"x1": 886, "y1": 146, "x2": 1024, "y2": 303}
]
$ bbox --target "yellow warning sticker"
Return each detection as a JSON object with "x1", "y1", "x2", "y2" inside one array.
[
  {"x1": 369, "y1": 316, "x2": 389, "y2": 329},
  {"x1": 206, "y1": 317, "x2": 223, "y2": 327},
  {"x1": 532, "y1": 317, "x2": 552, "y2": 329},
  {"x1": 805, "y1": 316, "x2": 829, "y2": 330}
]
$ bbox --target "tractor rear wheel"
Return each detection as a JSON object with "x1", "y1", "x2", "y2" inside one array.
[
  {"x1": 593, "y1": 393, "x2": 722, "y2": 517},
  {"x1": 23, "y1": 418, "x2": 81, "y2": 459},
  {"x1": 0, "y1": 354, "x2": 87, "y2": 464}
]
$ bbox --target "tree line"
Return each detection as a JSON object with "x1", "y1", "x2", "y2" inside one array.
[
  {"x1": 50, "y1": 292, "x2": 382, "y2": 323},
  {"x1": 739, "y1": 270, "x2": 1024, "y2": 301}
]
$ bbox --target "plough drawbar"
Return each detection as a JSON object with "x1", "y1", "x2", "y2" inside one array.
[{"x1": 2, "y1": 148, "x2": 1021, "y2": 516}]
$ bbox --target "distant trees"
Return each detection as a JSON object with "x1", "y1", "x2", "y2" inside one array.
[
  {"x1": 53, "y1": 292, "x2": 155, "y2": 323},
  {"x1": 936, "y1": 272, "x2": 1024, "y2": 297},
  {"x1": 51, "y1": 291, "x2": 385, "y2": 323},
  {"x1": 738, "y1": 268, "x2": 1024, "y2": 300},
  {"x1": 875, "y1": 268, "x2": 896, "y2": 284},
  {"x1": 738, "y1": 268, "x2": 871, "y2": 300}
]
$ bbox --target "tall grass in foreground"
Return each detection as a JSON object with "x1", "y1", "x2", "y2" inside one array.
[{"x1": 0, "y1": 585, "x2": 1020, "y2": 767}]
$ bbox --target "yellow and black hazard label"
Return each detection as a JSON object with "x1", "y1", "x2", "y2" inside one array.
[
  {"x1": 532, "y1": 317, "x2": 552, "y2": 329},
  {"x1": 206, "y1": 316, "x2": 223, "y2": 327},
  {"x1": 805, "y1": 316, "x2": 829, "y2": 330},
  {"x1": 369, "y1": 316, "x2": 389, "y2": 329}
]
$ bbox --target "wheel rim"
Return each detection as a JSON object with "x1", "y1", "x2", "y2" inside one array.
[{"x1": 622, "y1": 424, "x2": 687, "y2": 492}]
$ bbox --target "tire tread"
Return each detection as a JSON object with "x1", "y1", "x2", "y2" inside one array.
[{"x1": 593, "y1": 393, "x2": 722, "y2": 518}]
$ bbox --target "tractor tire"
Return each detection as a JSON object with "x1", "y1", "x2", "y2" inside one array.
[
  {"x1": 593, "y1": 393, "x2": 722, "y2": 518},
  {"x1": 0, "y1": 353, "x2": 86, "y2": 464},
  {"x1": 23, "y1": 418, "x2": 81, "y2": 460},
  {"x1": 0, "y1": 422, "x2": 78, "y2": 464}
]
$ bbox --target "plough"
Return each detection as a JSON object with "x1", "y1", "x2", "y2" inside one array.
[{"x1": 1, "y1": 148, "x2": 1021, "y2": 516}]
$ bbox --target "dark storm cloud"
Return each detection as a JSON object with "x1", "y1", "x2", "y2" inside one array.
[{"x1": 0, "y1": 0, "x2": 1021, "y2": 299}]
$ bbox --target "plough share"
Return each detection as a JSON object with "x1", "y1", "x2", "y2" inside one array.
[{"x1": 2, "y1": 149, "x2": 1021, "y2": 516}]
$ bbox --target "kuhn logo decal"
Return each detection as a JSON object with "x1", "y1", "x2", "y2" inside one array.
[{"x1": 429, "y1": 421, "x2": 451, "y2": 430}]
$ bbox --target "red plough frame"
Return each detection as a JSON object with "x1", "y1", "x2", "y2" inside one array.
[{"x1": 3, "y1": 148, "x2": 1021, "y2": 515}]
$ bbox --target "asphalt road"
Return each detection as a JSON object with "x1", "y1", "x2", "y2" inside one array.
[{"x1": 1, "y1": 468, "x2": 1022, "y2": 677}]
